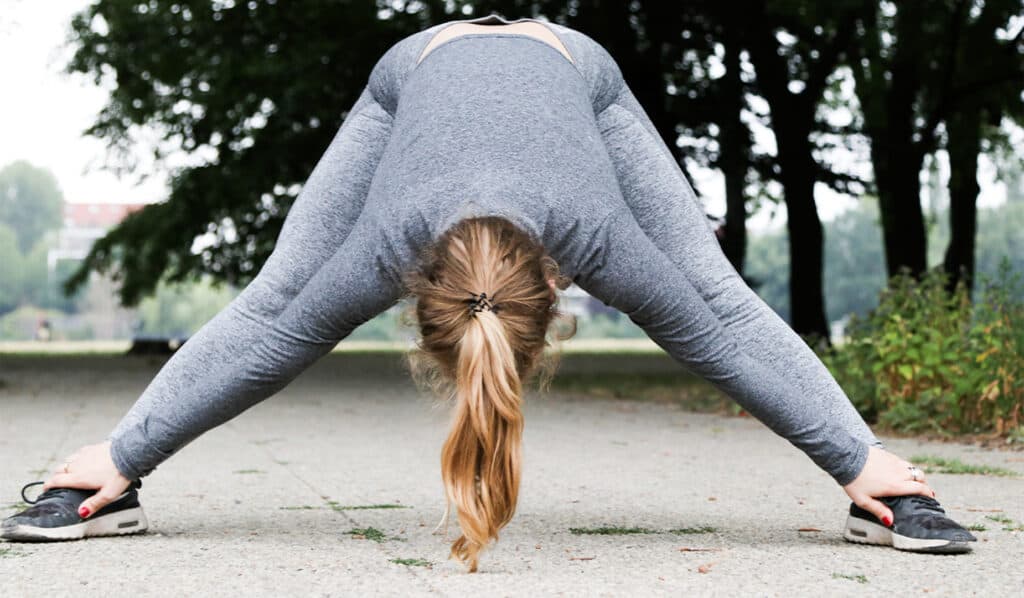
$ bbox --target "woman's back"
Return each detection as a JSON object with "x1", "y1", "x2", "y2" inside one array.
[{"x1": 360, "y1": 16, "x2": 630, "y2": 284}]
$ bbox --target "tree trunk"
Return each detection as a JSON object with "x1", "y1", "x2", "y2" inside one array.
[
  {"x1": 781, "y1": 152, "x2": 830, "y2": 345},
  {"x1": 871, "y1": 142, "x2": 929, "y2": 279},
  {"x1": 943, "y1": 108, "x2": 981, "y2": 292},
  {"x1": 718, "y1": 44, "x2": 749, "y2": 275}
]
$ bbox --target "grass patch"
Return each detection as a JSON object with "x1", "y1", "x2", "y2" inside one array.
[
  {"x1": 668, "y1": 525, "x2": 718, "y2": 535},
  {"x1": 327, "y1": 501, "x2": 409, "y2": 511},
  {"x1": 569, "y1": 526, "x2": 657, "y2": 535},
  {"x1": 832, "y1": 572, "x2": 868, "y2": 584},
  {"x1": 279, "y1": 505, "x2": 321, "y2": 510},
  {"x1": 4, "y1": 502, "x2": 29, "y2": 511},
  {"x1": 0, "y1": 547, "x2": 27, "y2": 558},
  {"x1": 966, "y1": 523, "x2": 987, "y2": 532},
  {"x1": 909, "y1": 455, "x2": 1019, "y2": 477},
  {"x1": 551, "y1": 371, "x2": 730, "y2": 412},
  {"x1": 390, "y1": 558, "x2": 432, "y2": 568},
  {"x1": 985, "y1": 514, "x2": 1024, "y2": 531},
  {"x1": 570, "y1": 524, "x2": 719, "y2": 536},
  {"x1": 985, "y1": 514, "x2": 1013, "y2": 524},
  {"x1": 347, "y1": 527, "x2": 388, "y2": 543},
  {"x1": 232, "y1": 469, "x2": 265, "y2": 474}
]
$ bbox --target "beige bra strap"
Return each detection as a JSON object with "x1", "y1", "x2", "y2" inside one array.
[{"x1": 416, "y1": 22, "x2": 575, "y2": 65}]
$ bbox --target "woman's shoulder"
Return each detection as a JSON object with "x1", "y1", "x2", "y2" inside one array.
[
  {"x1": 366, "y1": 25, "x2": 447, "y2": 114},
  {"x1": 543, "y1": 23, "x2": 625, "y2": 113},
  {"x1": 367, "y1": 20, "x2": 625, "y2": 116}
]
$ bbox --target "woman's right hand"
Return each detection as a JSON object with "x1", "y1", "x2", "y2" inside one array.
[
  {"x1": 43, "y1": 440, "x2": 133, "y2": 519},
  {"x1": 842, "y1": 445, "x2": 936, "y2": 526}
]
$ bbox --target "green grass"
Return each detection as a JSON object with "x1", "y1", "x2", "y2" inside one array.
[
  {"x1": 0, "y1": 547, "x2": 27, "y2": 558},
  {"x1": 232, "y1": 469, "x2": 265, "y2": 474},
  {"x1": 569, "y1": 526, "x2": 657, "y2": 535},
  {"x1": 908, "y1": 455, "x2": 1019, "y2": 477},
  {"x1": 327, "y1": 502, "x2": 410, "y2": 511},
  {"x1": 4, "y1": 502, "x2": 29, "y2": 511},
  {"x1": 347, "y1": 527, "x2": 389, "y2": 543},
  {"x1": 966, "y1": 523, "x2": 987, "y2": 532},
  {"x1": 832, "y1": 572, "x2": 868, "y2": 584},
  {"x1": 390, "y1": 558, "x2": 432, "y2": 568},
  {"x1": 281, "y1": 502, "x2": 410, "y2": 512},
  {"x1": 985, "y1": 514, "x2": 1024, "y2": 531},
  {"x1": 569, "y1": 525, "x2": 717, "y2": 536},
  {"x1": 668, "y1": 525, "x2": 718, "y2": 534}
]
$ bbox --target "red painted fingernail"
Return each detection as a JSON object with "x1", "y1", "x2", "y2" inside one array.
[
  {"x1": 78, "y1": 506, "x2": 90, "y2": 518},
  {"x1": 882, "y1": 515, "x2": 892, "y2": 527}
]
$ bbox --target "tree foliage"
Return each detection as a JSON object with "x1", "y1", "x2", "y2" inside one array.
[
  {"x1": 62, "y1": 0, "x2": 1023, "y2": 349},
  {"x1": 850, "y1": 0, "x2": 1024, "y2": 282},
  {"x1": 0, "y1": 161, "x2": 64, "y2": 254},
  {"x1": 62, "y1": 0, "x2": 430, "y2": 304}
]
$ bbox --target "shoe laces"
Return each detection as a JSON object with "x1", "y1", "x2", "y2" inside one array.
[
  {"x1": 20, "y1": 481, "x2": 69, "y2": 505},
  {"x1": 892, "y1": 494, "x2": 946, "y2": 515},
  {"x1": 19, "y1": 478, "x2": 142, "y2": 504}
]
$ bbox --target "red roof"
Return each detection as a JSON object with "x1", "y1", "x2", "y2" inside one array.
[{"x1": 64, "y1": 202, "x2": 147, "y2": 228}]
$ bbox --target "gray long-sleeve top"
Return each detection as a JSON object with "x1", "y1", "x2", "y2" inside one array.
[{"x1": 108, "y1": 15, "x2": 877, "y2": 487}]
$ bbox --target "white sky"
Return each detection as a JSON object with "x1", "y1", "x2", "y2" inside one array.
[
  {"x1": 0, "y1": 0, "x2": 1010, "y2": 230},
  {"x1": 0, "y1": 0, "x2": 168, "y2": 205}
]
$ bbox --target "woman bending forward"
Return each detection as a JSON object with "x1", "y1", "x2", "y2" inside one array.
[{"x1": 2, "y1": 14, "x2": 976, "y2": 571}]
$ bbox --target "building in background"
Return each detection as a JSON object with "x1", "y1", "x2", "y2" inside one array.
[
  {"x1": 48, "y1": 202, "x2": 146, "y2": 270},
  {"x1": 39, "y1": 201, "x2": 147, "y2": 340}
]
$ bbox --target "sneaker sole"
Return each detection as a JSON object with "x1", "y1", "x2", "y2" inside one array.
[
  {"x1": 842, "y1": 513, "x2": 973, "y2": 554},
  {"x1": 0, "y1": 506, "x2": 148, "y2": 542}
]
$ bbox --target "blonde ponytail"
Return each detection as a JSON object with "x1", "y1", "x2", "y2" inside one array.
[
  {"x1": 401, "y1": 215, "x2": 577, "y2": 572},
  {"x1": 443, "y1": 309, "x2": 523, "y2": 571}
]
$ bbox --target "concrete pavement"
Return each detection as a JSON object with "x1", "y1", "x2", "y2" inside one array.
[{"x1": 1, "y1": 353, "x2": 1022, "y2": 597}]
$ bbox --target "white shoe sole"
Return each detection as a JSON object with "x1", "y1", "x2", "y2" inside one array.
[
  {"x1": 842, "y1": 513, "x2": 973, "y2": 553},
  {"x1": 0, "y1": 506, "x2": 148, "y2": 542}
]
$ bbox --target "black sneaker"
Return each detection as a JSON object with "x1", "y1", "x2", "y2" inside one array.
[
  {"x1": 842, "y1": 494, "x2": 977, "y2": 553},
  {"x1": 1, "y1": 480, "x2": 148, "y2": 542}
]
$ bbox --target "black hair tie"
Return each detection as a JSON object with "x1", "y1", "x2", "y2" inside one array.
[{"x1": 466, "y1": 291, "x2": 499, "y2": 315}]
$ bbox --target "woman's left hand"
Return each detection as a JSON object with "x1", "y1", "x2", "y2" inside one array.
[
  {"x1": 842, "y1": 445, "x2": 935, "y2": 526},
  {"x1": 43, "y1": 440, "x2": 132, "y2": 519}
]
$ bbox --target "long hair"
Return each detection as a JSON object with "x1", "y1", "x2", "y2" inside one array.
[{"x1": 401, "y1": 215, "x2": 576, "y2": 572}]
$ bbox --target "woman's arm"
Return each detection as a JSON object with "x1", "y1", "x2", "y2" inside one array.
[
  {"x1": 573, "y1": 206, "x2": 871, "y2": 486},
  {"x1": 594, "y1": 78, "x2": 886, "y2": 453},
  {"x1": 105, "y1": 90, "x2": 399, "y2": 481},
  {"x1": 41, "y1": 83, "x2": 398, "y2": 498}
]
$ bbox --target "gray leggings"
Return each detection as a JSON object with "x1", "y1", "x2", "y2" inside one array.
[{"x1": 107, "y1": 20, "x2": 883, "y2": 487}]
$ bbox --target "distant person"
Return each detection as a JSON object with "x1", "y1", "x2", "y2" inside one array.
[
  {"x1": 34, "y1": 319, "x2": 52, "y2": 342},
  {"x1": 2, "y1": 15, "x2": 974, "y2": 569}
]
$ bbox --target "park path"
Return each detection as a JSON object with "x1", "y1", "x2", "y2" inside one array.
[{"x1": 1, "y1": 353, "x2": 1022, "y2": 597}]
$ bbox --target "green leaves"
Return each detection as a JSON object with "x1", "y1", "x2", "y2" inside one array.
[
  {"x1": 62, "y1": 0, "x2": 427, "y2": 305},
  {"x1": 821, "y1": 264, "x2": 1024, "y2": 437}
]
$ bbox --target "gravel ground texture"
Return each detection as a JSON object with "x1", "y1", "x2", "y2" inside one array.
[{"x1": 1, "y1": 352, "x2": 1022, "y2": 597}]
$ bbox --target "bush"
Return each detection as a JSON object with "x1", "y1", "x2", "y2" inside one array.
[{"x1": 821, "y1": 259, "x2": 1023, "y2": 438}]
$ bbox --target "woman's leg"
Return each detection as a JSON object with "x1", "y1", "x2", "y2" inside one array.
[
  {"x1": 107, "y1": 87, "x2": 400, "y2": 480},
  {"x1": 594, "y1": 82, "x2": 886, "y2": 454}
]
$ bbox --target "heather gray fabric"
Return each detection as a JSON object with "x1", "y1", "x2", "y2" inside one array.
[{"x1": 108, "y1": 15, "x2": 882, "y2": 487}]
